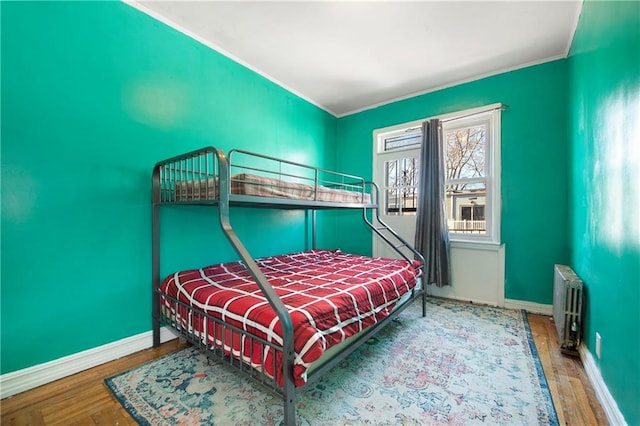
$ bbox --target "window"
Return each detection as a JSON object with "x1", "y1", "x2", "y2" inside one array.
[
  {"x1": 444, "y1": 117, "x2": 490, "y2": 238},
  {"x1": 461, "y1": 204, "x2": 485, "y2": 221},
  {"x1": 385, "y1": 157, "x2": 419, "y2": 215},
  {"x1": 377, "y1": 126, "x2": 422, "y2": 216},
  {"x1": 383, "y1": 132, "x2": 421, "y2": 151},
  {"x1": 375, "y1": 104, "x2": 501, "y2": 244}
]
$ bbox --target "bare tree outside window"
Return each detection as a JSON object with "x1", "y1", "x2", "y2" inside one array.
[
  {"x1": 445, "y1": 126, "x2": 486, "y2": 185},
  {"x1": 444, "y1": 124, "x2": 488, "y2": 234},
  {"x1": 381, "y1": 122, "x2": 488, "y2": 232}
]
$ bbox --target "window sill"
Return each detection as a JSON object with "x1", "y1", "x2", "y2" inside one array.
[{"x1": 450, "y1": 240, "x2": 503, "y2": 251}]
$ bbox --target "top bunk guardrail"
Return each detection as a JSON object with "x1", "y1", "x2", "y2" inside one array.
[{"x1": 152, "y1": 147, "x2": 375, "y2": 209}]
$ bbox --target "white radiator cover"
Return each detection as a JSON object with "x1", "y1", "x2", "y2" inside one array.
[{"x1": 553, "y1": 264, "x2": 584, "y2": 351}]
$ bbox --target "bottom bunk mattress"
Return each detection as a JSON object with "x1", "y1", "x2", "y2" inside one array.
[{"x1": 159, "y1": 249, "x2": 422, "y2": 386}]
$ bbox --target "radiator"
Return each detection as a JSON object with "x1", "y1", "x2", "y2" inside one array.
[{"x1": 553, "y1": 264, "x2": 584, "y2": 353}]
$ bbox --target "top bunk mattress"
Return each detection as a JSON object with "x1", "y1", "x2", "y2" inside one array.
[
  {"x1": 158, "y1": 249, "x2": 422, "y2": 386},
  {"x1": 173, "y1": 173, "x2": 371, "y2": 204}
]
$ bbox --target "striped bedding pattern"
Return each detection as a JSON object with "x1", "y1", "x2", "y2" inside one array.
[
  {"x1": 173, "y1": 173, "x2": 370, "y2": 204},
  {"x1": 159, "y1": 249, "x2": 422, "y2": 386}
]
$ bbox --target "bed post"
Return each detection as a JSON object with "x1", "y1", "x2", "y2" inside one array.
[
  {"x1": 151, "y1": 164, "x2": 161, "y2": 347},
  {"x1": 216, "y1": 149, "x2": 297, "y2": 425},
  {"x1": 364, "y1": 182, "x2": 427, "y2": 318},
  {"x1": 312, "y1": 210, "x2": 317, "y2": 250},
  {"x1": 422, "y1": 283, "x2": 427, "y2": 317}
]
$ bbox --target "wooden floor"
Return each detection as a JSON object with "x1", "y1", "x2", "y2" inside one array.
[
  {"x1": 527, "y1": 314, "x2": 608, "y2": 425},
  {"x1": 2, "y1": 314, "x2": 608, "y2": 425}
]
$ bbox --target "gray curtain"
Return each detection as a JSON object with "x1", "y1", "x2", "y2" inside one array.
[{"x1": 415, "y1": 119, "x2": 451, "y2": 287}]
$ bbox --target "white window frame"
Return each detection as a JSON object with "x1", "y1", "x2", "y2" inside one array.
[{"x1": 374, "y1": 103, "x2": 502, "y2": 246}]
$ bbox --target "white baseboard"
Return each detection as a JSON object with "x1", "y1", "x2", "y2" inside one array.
[
  {"x1": 427, "y1": 294, "x2": 502, "y2": 308},
  {"x1": 504, "y1": 298, "x2": 553, "y2": 315},
  {"x1": 578, "y1": 344, "x2": 627, "y2": 426},
  {"x1": 0, "y1": 327, "x2": 177, "y2": 400}
]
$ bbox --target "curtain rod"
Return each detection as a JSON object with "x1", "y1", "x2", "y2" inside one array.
[
  {"x1": 441, "y1": 104, "x2": 508, "y2": 123},
  {"x1": 405, "y1": 104, "x2": 509, "y2": 132}
]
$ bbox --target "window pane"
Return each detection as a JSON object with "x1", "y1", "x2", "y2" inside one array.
[
  {"x1": 386, "y1": 160, "x2": 398, "y2": 187},
  {"x1": 384, "y1": 157, "x2": 419, "y2": 215},
  {"x1": 384, "y1": 133, "x2": 421, "y2": 151},
  {"x1": 386, "y1": 188, "x2": 400, "y2": 215},
  {"x1": 445, "y1": 124, "x2": 487, "y2": 180},
  {"x1": 461, "y1": 206, "x2": 472, "y2": 221},
  {"x1": 446, "y1": 182, "x2": 487, "y2": 234}
]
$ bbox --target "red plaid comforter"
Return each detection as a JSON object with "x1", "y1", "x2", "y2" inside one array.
[{"x1": 159, "y1": 249, "x2": 422, "y2": 386}]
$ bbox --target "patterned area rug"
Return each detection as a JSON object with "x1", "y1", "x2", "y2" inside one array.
[{"x1": 106, "y1": 298, "x2": 558, "y2": 425}]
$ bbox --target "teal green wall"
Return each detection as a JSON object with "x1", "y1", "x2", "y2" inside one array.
[
  {"x1": 1, "y1": 2, "x2": 336, "y2": 374},
  {"x1": 567, "y1": 1, "x2": 640, "y2": 424},
  {"x1": 336, "y1": 60, "x2": 570, "y2": 304},
  {"x1": 3, "y1": 2, "x2": 637, "y2": 422}
]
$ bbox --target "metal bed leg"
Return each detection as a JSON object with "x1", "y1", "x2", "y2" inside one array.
[
  {"x1": 283, "y1": 390, "x2": 295, "y2": 426},
  {"x1": 152, "y1": 199, "x2": 161, "y2": 347},
  {"x1": 152, "y1": 316, "x2": 161, "y2": 347},
  {"x1": 422, "y1": 288, "x2": 427, "y2": 317},
  {"x1": 282, "y1": 336, "x2": 296, "y2": 425}
]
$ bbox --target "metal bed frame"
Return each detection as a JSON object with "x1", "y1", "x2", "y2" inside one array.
[{"x1": 151, "y1": 146, "x2": 426, "y2": 425}]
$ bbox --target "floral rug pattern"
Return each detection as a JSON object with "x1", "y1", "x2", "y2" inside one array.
[{"x1": 106, "y1": 298, "x2": 558, "y2": 425}]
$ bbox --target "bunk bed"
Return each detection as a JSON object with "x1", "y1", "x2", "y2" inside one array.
[{"x1": 152, "y1": 147, "x2": 426, "y2": 425}]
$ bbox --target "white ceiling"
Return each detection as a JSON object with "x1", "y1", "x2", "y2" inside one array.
[{"x1": 129, "y1": 1, "x2": 582, "y2": 117}]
